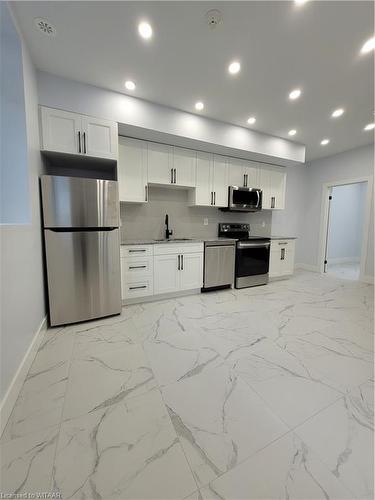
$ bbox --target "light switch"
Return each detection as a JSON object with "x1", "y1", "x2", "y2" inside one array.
[{"x1": 262, "y1": 221, "x2": 266, "y2": 228}]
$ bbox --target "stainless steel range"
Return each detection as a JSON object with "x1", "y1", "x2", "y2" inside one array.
[{"x1": 218, "y1": 223, "x2": 270, "y2": 288}]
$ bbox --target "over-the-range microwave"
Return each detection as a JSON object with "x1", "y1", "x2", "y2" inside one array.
[{"x1": 221, "y1": 186, "x2": 263, "y2": 212}]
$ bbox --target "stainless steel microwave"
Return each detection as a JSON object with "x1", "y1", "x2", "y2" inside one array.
[{"x1": 223, "y1": 186, "x2": 263, "y2": 212}]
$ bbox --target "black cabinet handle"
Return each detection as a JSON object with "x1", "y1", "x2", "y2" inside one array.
[
  {"x1": 174, "y1": 168, "x2": 177, "y2": 184},
  {"x1": 83, "y1": 132, "x2": 86, "y2": 154},
  {"x1": 78, "y1": 131, "x2": 81, "y2": 153},
  {"x1": 129, "y1": 249, "x2": 146, "y2": 253},
  {"x1": 178, "y1": 255, "x2": 180, "y2": 270},
  {"x1": 129, "y1": 285, "x2": 147, "y2": 290},
  {"x1": 145, "y1": 185, "x2": 148, "y2": 201},
  {"x1": 129, "y1": 265, "x2": 147, "y2": 269},
  {"x1": 214, "y1": 192, "x2": 216, "y2": 205},
  {"x1": 181, "y1": 254, "x2": 184, "y2": 270}
]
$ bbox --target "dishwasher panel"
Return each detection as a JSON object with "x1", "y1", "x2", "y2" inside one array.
[{"x1": 204, "y1": 243, "x2": 235, "y2": 289}]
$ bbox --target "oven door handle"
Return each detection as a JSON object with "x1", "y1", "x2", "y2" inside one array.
[{"x1": 237, "y1": 242, "x2": 270, "y2": 249}]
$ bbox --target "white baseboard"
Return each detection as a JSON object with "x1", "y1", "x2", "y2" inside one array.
[
  {"x1": 0, "y1": 315, "x2": 47, "y2": 438},
  {"x1": 295, "y1": 263, "x2": 320, "y2": 273},
  {"x1": 328, "y1": 257, "x2": 360, "y2": 264}
]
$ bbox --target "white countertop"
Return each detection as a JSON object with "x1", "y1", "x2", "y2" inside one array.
[{"x1": 121, "y1": 237, "x2": 237, "y2": 246}]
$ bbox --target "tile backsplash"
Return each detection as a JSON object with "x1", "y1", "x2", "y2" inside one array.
[{"x1": 120, "y1": 186, "x2": 272, "y2": 241}]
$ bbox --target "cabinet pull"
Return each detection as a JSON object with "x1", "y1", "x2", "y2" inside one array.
[
  {"x1": 178, "y1": 255, "x2": 180, "y2": 270},
  {"x1": 174, "y1": 168, "x2": 177, "y2": 184},
  {"x1": 280, "y1": 248, "x2": 285, "y2": 260},
  {"x1": 83, "y1": 132, "x2": 86, "y2": 154},
  {"x1": 210, "y1": 192, "x2": 213, "y2": 205},
  {"x1": 145, "y1": 185, "x2": 148, "y2": 201},
  {"x1": 129, "y1": 249, "x2": 146, "y2": 253},
  {"x1": 78, "y1": 131, "x2": 81, "y2": 153},
  {"x1": 278, "y1": 242, "x2": 288, "y2": 245},
  {"x1": 170, "y1": 168, "x2": 173, "y2": 184},
  {"x1": 213, "y1": 192, "x2": 216, "y2": 205},
  {"x1": 129, "y1": 265, "x2": 147, "y2": 269},
  {"x1": 243, "y1": 174, "x2": 246, "y2": 187},
  {"x1": 181, "y1": 254, "x2": 184, "y2": 270},
  {"x1": 129, "y1": 285, "x2": 147, "y2": 290},
  {"x1": 271, "y1": 196, "x2": 275, "y2": 209}
]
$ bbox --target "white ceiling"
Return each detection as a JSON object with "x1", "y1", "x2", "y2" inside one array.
[{"x1": 12, "y1": 1, "x2": 374, "y2": 161}]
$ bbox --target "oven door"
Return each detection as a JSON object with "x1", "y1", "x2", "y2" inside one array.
[
  {"x1": 229, "y1": 186, "x2": 262, "y2": 211},
  {"x1": 235, "y1": 240, "x2": 270, "y2": 288}
]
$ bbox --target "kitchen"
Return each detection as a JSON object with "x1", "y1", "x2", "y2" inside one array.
[{"x1": 1, "y1": 2, "x2": 374, "y2": 499}]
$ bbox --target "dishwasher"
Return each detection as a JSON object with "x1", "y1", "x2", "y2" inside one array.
[{"x1": 202, "y1": 240, "x2": 236, "y2": 291}]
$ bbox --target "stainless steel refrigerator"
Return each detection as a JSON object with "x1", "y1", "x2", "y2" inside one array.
[{"x1": 41, "y1": 175, "x2": 122, "y2": 326}]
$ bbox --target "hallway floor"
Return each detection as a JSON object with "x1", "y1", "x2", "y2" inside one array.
[
  {"x1": 327, "y1": 261, "x2": 361, "y2": 281},
  {"x1": 1, "y1": 271, "x2": 374, "y2": 500}
]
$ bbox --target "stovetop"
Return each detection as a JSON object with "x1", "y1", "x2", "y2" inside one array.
[{"x1": 218, "y1": 223, "x2": 270, "y2": 241}]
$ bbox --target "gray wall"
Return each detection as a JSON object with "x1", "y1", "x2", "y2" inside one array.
[
  {"x1": 299, "y1": 144, "x2": 374, "y2": 277},
  {"x1": 327, "y1": 183, "x2": 366, "y2": 261},
  {"x1": 0, "y1": 5, "x2": 46, "y2": 400},
  {"x1": 120, "y1": 186, "x2": 272, "y2": 241}
]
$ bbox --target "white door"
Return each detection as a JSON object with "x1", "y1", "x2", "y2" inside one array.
[
  {"x1": 147, "y1": 142, "x2": 173, "y2": 185},
  {"x1": 82, "y1": 116, "x2": 118, "y2": 159},
  {"x1": 173, "y1": 147, "x2": 196, "y2": 187},
  {"x1": 41, "y1": 107, "x2": 82, "y2": 155},
  {"x1": 118, "y1": 137, "x2": 148, "y2": 203},
  {"x1": 193, "y1": 152, "x2": 212, "y2": 206},
  {"x1": 154, "y1": 254, "x2": 179, "y2": 294},
  {"x1": 270, "y1": 168, "x2": 286, "y2": 209},
  {"x1": 180, "y1": 253, "x2": 203, "y2": 290},
  {"x1": 243, "y1": 161, "x2": 259, "y2": 188},
  {"x1": 212, "y1": 155, "x2": 228, "y2": 207},
  {"x1": 258, "y1": 167, "x2": 272, "y2": 209},
  {"x1": 228, "y1": 159, "x2": 245, "y2": 187}
]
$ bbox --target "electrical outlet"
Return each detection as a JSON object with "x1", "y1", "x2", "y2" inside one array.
[
  {"x1": 203, "y1": 218, "x2": 209, "y2": 226},
  {"x1": 262, "y1": 221, "x2": 266, "y2": 228}
]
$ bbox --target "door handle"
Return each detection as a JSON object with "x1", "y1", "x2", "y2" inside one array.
[
  {"x1": 178, "y1": 255, "x2": 180, "y2": 270},
  {"x1": 78, "y1": 131, "x2": 81, "y2": 153}
]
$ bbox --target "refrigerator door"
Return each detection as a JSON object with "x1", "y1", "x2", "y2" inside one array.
[
  {"x1": 45, "y1": 228, "x2": 121, "y2": 326},
  {"x1": 41, "y1": 175, "x2": 119, "y2": 228}
]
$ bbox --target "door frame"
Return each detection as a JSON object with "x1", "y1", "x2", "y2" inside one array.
[{"x1": 318, "y1": 176, "x2": 373, "y2": 281}]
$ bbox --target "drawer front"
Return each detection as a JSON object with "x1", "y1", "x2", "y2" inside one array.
[
  {"x1": 121, "y1": 257, "x2": 153, "y2": 277},
  {"x1": 153, "y1": 243, "x2": 203, "y2": 256},
  {"x1": 121, "y1": 245, "x2": 153, "y2": 258},
  {"x1": 122, "y1": 278, "x2": 153, "y2": 299}
]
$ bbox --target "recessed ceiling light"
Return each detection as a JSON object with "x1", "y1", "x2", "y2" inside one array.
[
  {"x1": 361, "y1": 36, "x2": 375, "y2": 54},
  {"x1": 195, "y1": 101, "x2": 204, "y2": 111},
  {"x1": 288, "y1": 129, "x2": 297, "y2": 136},
  {"x1": 228, "y1": 61, "x2": 241, "y2": 75},
  {"x1": 331, "y1": 108, "x2": 344, "y2": 118},
  {"x1": 289, "y1": 88, "x2": 301, "y2": 100},
  {"x1": 364, "y1": 123, "x2": 375, "y2": 131},
  {"x1": 320, "y1": 139, "x2": 330, "y2": 146},
  {"x1": 295, "y1": 0, "x2": 309, "y2": 5},
  {"x1": 247, "y1": 116, "x2": 256, "y2": 125},
  {"x1": 138, "y1": 21, "x2": 153, "y2": 40},
  {"x1": 124, "y1": 80, "x2": 136, "y2": 91}
]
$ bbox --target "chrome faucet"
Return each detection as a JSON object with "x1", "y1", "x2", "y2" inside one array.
[{"x1": 165, "y1": 214, "x2": 173, "y2": 240}]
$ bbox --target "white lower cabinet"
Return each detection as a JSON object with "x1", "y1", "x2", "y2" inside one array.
[
  {"x1": 121, "y1": 243, "x2": 203, "y2": 301},
  {"x1": 269, "y1": 239, "x2": 296, "y2": 279}
]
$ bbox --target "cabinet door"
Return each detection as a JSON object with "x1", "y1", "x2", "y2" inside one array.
[
  {"x1": 212, "y1": 155, "x2": 229, "y2": 207},
  {"x1": 228, "y1": 159, "x2": 245, "y2": 187},
  {"x1": 41, "y1": 107, "x2": 82, "y2": 155},
  {"x1": 118, "y1": 137, "x2": 148, "y2": 203},
  {"x1": 193, "y1": 152, "x2": 212, "y2": 206},
  {"x1": 147, "y1": 142, "x2": 173, "y2": 185},
  {"x1": 281, "y1": 241, "x2": 295, "y2": 275},
  {"x1": 270, "y1": 168, "x2": 286, "y2": 210},
  {"x1": 243, "y1": 161, "x2": 259, "y2": 188},
  {"x1": 258, "y1": 167, "x2": 272, "y2": 209},
  {"x1": 180, "y1": 253, "x2": 203, "y2": 290},
  {"x1": 82, "y1": 116, "x2": 118, "y2": 159},
  {"x1": 173, "y1": 147, "x2": 196, "y2": 187},
  {"x1": 154, "y1": 254, "x2": 179, "y2": 294}
]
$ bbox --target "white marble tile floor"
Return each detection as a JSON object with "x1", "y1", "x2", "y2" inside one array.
[{"x1": 1, "y1": 270, "x2": 373, "y2": 499}]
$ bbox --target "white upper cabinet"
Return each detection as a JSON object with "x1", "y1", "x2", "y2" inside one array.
[
  {"x1": 228, "y1": 159, "x2": 245, "y2": 187},
  {"x1": 40, "y1": 106, "x2": 118, "y2": 160},
  {"x1": 81, "y1": 116, "x2": 118, "y2": 160},
  {"x1": 172, "y1": 147, "x2": 196, "y2": 187},
  {"x1": 40, "y1": 107, "x2": 81, "y2": 155},
  {"x1": 258, "y1": 165, "x2": 286, "y2": 210},
  {"x1": 147, "y1": 142, "x2": 173, "y2": 185},
  {"x1": 212, "y1": 155, "x2": 229, "y2": 207},
  {"x1": 118, "y1": 137, "x2": 148, "y2": 203},
  {"x1": 243, "y1": 161, "x2": 259, "y2": 188}
]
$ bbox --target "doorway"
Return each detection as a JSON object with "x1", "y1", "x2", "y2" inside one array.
[{"x1": 322, "y1": 181, "x2": 369, "y2": 281}]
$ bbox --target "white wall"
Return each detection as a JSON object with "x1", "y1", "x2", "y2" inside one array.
[
  {"x1": 299, "y1": 144, "x2": 374, "y2": 278},
  {"x1": 327, "y1": 183, "x2": 366, "y2": 262},
  {"x1": 36, "y1": 71, "x2": 305, "y2": 167},
  {"x1": 0, "y1": 5, "x2": 46, "y2": 400}
]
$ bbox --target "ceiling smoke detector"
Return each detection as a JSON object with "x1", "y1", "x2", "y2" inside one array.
[
  {"x1": 34, "y1": 18, "x2": 56, "y2": 36},
  {"x1": 205, "y1": 9, "x2": 223, "y2": 29}
]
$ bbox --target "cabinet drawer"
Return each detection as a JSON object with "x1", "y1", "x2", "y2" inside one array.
[
  {"x1": 121, "y1": 245, "x2": 153, "y2": 258},
  {"x1": 153, "y1": 243, "x2": 203, "y2": 256},
  {"x1": 121, "y1": 257, "x2": 153, "y2": 277},
  {"x1": 122, "y1": 278, "x2": 153, "y2": 299}
]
